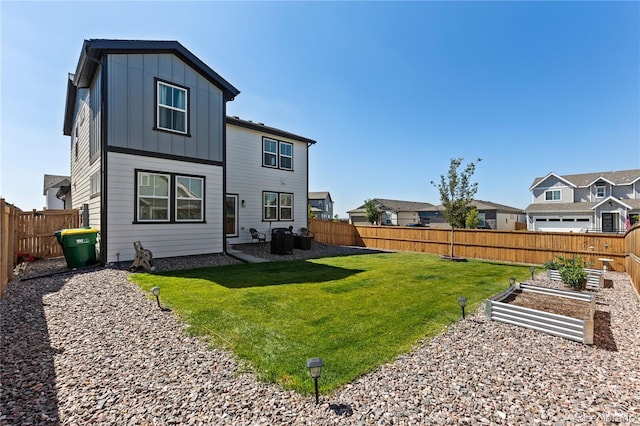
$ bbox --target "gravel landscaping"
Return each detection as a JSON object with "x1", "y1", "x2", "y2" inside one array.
[{"x1": 1, "y1": 245, "x2": 639, "y2": 425}]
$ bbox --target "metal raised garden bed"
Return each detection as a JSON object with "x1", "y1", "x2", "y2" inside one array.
[
  {"x1": 546, "y1": 268, "x2": 604, "y2": 290},
  {"x1": 486, "y1": 283, "x2": 595, "y2": 345}
]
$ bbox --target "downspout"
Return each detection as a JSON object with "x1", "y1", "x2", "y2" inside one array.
[
  {"x1": 306, "y1": 141, "x2": 312, "y2": 230},
  {"x1": 223, "y1": 105, "x2": 228, "y2": 255},
  {"x1": 99, "y1": 55, "x2": 108, "y2": 265}
]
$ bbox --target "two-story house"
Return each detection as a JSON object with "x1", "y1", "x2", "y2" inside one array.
[
  {"x1": 525, "y1": 169, "x2": 640, "y2": 233},
  {"x1": 63, "y1": 39, "x2": 315, "y2": 263},
  {"x1": 225, "y1": 117, "x2": 315, "y2": 244},
  {"x1": 43, "y1": 174, "x2": 71, "y2": 209},
  {"x1": 308, "y1": 191, "x2": 334, "y2": 220}
]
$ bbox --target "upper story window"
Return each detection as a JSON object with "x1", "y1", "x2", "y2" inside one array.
[
  {"x1": 156, "y1": 79, "x2": 189, "y2": 135},
  {"x1": 279, "y1": 142, "x2": 293, "y2": 170},
  {"x1": 263, "y1": 138, "x2": 278, "y2": 167},
  {"x1": 595, "y1": 185, "x2": 605, "y2": 198},
  {"x1": 545, "y1": 189, "x2": 561, "y2": 201},
  {"x1": 262, "y1": 137, "x2": 293, "y2": 170}
]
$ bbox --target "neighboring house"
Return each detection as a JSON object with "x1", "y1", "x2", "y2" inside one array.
[
  {"x1": 308, "y1": 191, "x2": 334, "y2": 220},
  {"x1": 63, "y1": 39, "x2": 314, "y2": 263},
  {"x1": 421, "y1": 200, "x2": 525, "y2": 230},
  {"x1": 347, "y1": 198, "x2": 434, "y2": 226},
  {"x1": 525, "y1": 169, "x2": 640, "y2": 233},
  {"x1": 43, "y1": 174, "x2": 71, "y2": 209},
  {"x1": 225, "y1": 116, "x2": 315, "y2": 244}
]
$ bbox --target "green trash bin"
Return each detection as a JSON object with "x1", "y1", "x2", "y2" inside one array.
[{"x1": 54, "y1": 227, "x2": 99, "y2": 268}]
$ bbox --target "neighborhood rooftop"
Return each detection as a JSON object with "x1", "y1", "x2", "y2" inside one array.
[{"x1": 530, "y1": 169, "x2": 640, "y2": 189}]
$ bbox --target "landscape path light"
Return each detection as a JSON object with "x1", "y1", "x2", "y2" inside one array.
[
  {"x1": 306, "y1": 357, "x2": 323, "y2": 405},
  {"x1": 457, "y1": 296, "x2": 467, "y2": 319},
  {"x1": 509, "y1": 277, "x2": 516, "y2": 286},
  {"x1": 529, "y1": 266, "x2": 535, "y2": 281},
  {"x1": 150, "y1": 286, "x2": 168, "y2": 311}
]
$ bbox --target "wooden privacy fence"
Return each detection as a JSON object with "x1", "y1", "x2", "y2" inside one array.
[
  {"x1": 308, "y1": 219, "x2": 626, "y2": 270},
  {"x1": 1, "y1": 200, "x2": 82, "y2": 298},
  {"x1": 1, "y1": 199, "x2": 20, "y2": 299},
  {"x1": 625, "y1": 224, "x2": 640, "y2": 296},
  {"x1": 309, "y1": 219, "x2": 640, "y2": 297},
  {"x1": 16, "y1": 208, "x2": 82, "y2": 260}
]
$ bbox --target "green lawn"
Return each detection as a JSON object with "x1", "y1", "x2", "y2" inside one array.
[{"x1": 131, "y1": 252, "x2": 535, "y2": 394}]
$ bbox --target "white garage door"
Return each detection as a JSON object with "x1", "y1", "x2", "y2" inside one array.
[{"x1": 534, "y1": 217, "x2": 591, "y2": 232}]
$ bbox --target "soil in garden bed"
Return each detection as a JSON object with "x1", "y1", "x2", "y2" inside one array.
[{"x1": 502, "y1": 291, "x2": 592, "y2": 321}]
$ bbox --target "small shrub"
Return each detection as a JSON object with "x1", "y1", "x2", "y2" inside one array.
[
  {"x1": 543, "y1": 259, "x2": 560, "y2": 270},
  {"x1": 555, "y1": 256, "x2": 591, "y2": 290}
]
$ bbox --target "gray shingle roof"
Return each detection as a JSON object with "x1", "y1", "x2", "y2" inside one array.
[
  {"x1": 308, "y1": 191, "x2": 331, "y2": 200},
  {"x1": 43, "y1": 174, "x2": 70, "y2": 195},
  {"x1": 423, "y1": 199, "x2": 523, "y2": 213},
  {"x1": 349, "y1": 198, "x2": 434, "y2": 214},
  {"x1": 531, "y1": 169, "x2": 640, "y2": 188},
  {"x1": 226, "y1": 116, "x2": 316, "y2": 145},
  {"x1": 525, "y1": 199, "x2": 640, "y2": 213}
]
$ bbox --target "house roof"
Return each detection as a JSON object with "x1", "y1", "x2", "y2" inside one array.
[
  {"x1": 226, "y1": 116, "x2": 316, "y2": 145},
  {"x1": 308, "y1": 191, "x2": 332, "y2": 201},
  {"x1": 64, "y1": 39, "x2": 241, "y2": 135},
  {"x1": 43, "y1": 174, "x2": 70, "y2": 195},
  {"x1": 530, "y1": 169, "x2": 640, "y2": 189},
  {"x1": 525, "y1": 202, "x2": 597, "y2": 213},
  {"x1": 422, "y1": 199, "x2": 524, "y2": 213},
  {"x1": 525, "y1": 199, "x2": 640, "y2": 213},
  {"x1": 348, "y1": 198, "x2": 434, "y2": 214}
]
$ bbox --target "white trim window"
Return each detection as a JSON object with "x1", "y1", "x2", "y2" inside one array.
[
  {"x1": 279, "y1": 193, "x2": 293, "y2": 220},
  {"x1": 545, "y1": 189, "x2": 561, "y2": 201},
  {"x1": 595, "y1": 185, "x2": 605, "y2": 198},
  {"x1": 263, "y1": 192, "x2": 278, "y2": 220},
  {"x1": 262, "y1": 137, "x2": 294, "y2": 170},
  {"x1": 90, "y1": 171, "x2": 101, "y2": 197},
  {"x1": 263, "y1": 191, "x2": 294, "y2": 221},
  {"x1": 263, "y1": 138, "x2": 278, "y2": 167},
  {"x1": 176, "y1": 176, "x2": 203, "y2": 221},
  {"x1": 157, "y1": 80, "x2": 188, "y2": 134},
  {"x1": 138, "y1": 172, "x2": 170, "y2": 221},
  {"x1": 279, "y1": 141, "x2": 293, "y2": 170}
]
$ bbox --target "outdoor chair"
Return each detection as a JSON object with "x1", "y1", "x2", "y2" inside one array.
[
  {"x1": 300, "y1": 227, "x2": 314, "y2": 239},
  {"x1": 250, "y1": 228, "x2": 266, "y2": 243}
]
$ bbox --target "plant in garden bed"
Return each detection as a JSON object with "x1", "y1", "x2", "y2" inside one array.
[{"x1": 544, "y1": 255, "x2": 592, "y2": 290}]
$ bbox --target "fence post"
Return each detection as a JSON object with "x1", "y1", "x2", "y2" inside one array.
[{"x1": 82, "y1": 204, "x2": 89, "y2": 227}]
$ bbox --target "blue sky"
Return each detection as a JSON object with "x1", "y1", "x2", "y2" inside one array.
[{"x1": 1, "y1": 1, "x2": 639, "y2": 218}]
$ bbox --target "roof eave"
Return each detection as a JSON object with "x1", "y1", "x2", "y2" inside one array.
[{"x1": 63, "y1": 74, "x2": 77, "y2": 136}]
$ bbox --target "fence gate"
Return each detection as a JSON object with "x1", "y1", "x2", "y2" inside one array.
[{"x1": 17, "y1": 209, "x2": 82, "y2": 259}]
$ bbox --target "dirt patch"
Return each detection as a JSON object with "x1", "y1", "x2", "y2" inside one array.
[{"x1": 502, "y1": 291, "x2": 592, "y2": 321}]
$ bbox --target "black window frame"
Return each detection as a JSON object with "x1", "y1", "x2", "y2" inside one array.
[
  {"x1": 262, "y1": 137, "x2": 293, "y2": 171},
  {"x1": 262, "y1": 191, "x2": 294, "y2": 222},
  {"x1": 134, "y1": 169, "x2": 205, "y2": 224}
]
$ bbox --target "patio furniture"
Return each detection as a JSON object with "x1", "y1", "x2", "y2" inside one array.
[
  {"x1": 250, "y1": 228, "x2": 266, "y2": 243},
  {"x1": 300, "y1": 227, "x2": 314, "y2": 239},
  {"x1": 271, "y1": 228, "x2": 294, "y2": 254}
]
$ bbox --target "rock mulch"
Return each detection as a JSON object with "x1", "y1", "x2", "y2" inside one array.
[{"x1": 1, "y1": 248, "x2": 639, "y2": 425}]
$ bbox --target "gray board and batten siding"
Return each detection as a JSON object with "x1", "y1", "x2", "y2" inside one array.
[{"x1": 107, "y1": 53, "x2": 225, "y2": 162}]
